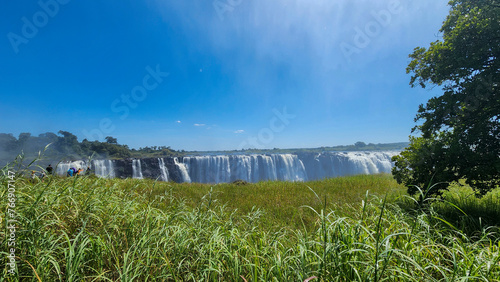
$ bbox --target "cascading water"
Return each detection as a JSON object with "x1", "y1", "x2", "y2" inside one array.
[
  {"x1": 93, "y1": 160, "x2": 115, "y2": 178},
  {"x1": 299, "y1": 151, "x2": 397, "y2": 180},
  {"x1": 55, "y1": 151, "x2": 398, "y2": 183},
  {"x1": 183, "y1": 155, "x2": 231, "y2": 183},
  {"x1": 343, "y1": 151, "x2": 394, "y2": 175},
  {"x1": 259, "y1": 155, "x2": 278, "y2": 180},
  {"x1": 183, "y1": 154, "x2": 307, "y2": 183},
  {"x1": 56, "y1": 160, "x2": 87, "y2": 175},
  {"x1": 132, "y1": 159, "x2": 143, "y2": 179},
  {"x1": 174, "y1": 157, "x2": 191, "y2": 183},
  {"x1": 272, "y1": 154, "x2": 307, "y2": 181},
  {"x1": 158, "y1": 158, "x2": 169, "y2": 181}
]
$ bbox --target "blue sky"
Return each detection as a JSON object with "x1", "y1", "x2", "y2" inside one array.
[{"x1": 0, "y1": 0, "x2": 449, "y2": 151}]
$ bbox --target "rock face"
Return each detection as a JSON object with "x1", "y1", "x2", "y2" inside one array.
[{"x1": 54, "y1": 152, "x2": 398, "y2": 183}]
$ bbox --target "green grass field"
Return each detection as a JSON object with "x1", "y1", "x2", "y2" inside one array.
[{"x1": 1, "y1": 170, "x2": 500, "y2": 281}]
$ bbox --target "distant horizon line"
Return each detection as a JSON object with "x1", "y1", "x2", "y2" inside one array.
[
  {"x1": 0, "y1": 131, "x2": 408, "y2": 154},
  {"x1": 170, "y1": 141, "x2": 410, "y2": 154}
]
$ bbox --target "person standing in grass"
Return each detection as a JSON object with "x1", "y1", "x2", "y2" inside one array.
[
  {"x1": 30, "y1": 170, "x2": 40, "y2": 183},
  {"x1": 46, "y1": 164, "x2": 53, "y2": 175},
  {"x1": 40, "y1": 171, "x2": 46, "y2": 182},
  {"x1": 67, "y1": 167, "x2": 76, "y2": 177}
]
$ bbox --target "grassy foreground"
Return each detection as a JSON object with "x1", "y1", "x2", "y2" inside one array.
[{"x1": 1, "y1": 171, "x2": 500, "y2": 281}]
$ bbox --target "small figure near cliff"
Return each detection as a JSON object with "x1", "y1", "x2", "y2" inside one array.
[
  {"x1": 67, "y1": 167, "x2": 76, "y2": 177},
  {"x1": 46, "y1": 164, "x2": 53, "y2": 175}
]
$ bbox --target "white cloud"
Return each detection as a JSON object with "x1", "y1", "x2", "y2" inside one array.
[
  {"x1": 234, "y1": 130, "x2": 245, "y2": 134},
  {"x1": 194, "y1": 123, "x2": 206, "y2": 127},
  {"x1": 176, "y1": 120, "x2": 181, "y2": 123}
]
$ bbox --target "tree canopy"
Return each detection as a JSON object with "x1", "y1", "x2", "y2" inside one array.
[
  {"x1": 105, "y1": 136, "x2": 118, "y2": 144},
  {"x1": 392, "y1": 0, "x2": 500, "y2": 195}
]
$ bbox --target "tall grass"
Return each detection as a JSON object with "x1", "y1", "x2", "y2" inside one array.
[
  {"x1": 1, "y1": 166, "x2": 499, "y2": 281},
  {"x1": 431, "y1": 181, "x2": 500, "y2": 234}
]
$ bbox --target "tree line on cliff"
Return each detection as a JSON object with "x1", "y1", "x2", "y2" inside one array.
[{"x1": 0, "y1": 131, "x2": 180, "y2": 163}]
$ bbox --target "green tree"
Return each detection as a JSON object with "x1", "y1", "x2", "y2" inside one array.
[
  {"x1": 56, "y1": 130, "x2": 83, "y2": 157},
  {"x1": 355, "y1": 141, "x2": 367, "y2": 148},
  {"x1": 18, "y1": 132, "x2": 32, "y2": 147},
  {"x1": 105, "y1": 136, "x2": 118, "y2": 144},
  {"x1": 0, "y1": 133, "x2": 17, "y2": 152},
  {"x1": 393, "y1": 0, "x2": 500, "y2": 195}
]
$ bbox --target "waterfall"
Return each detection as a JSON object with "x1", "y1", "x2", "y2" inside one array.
[
  {"x1": 259, "y1": 155, "x2": 278, "y2": 180},
  {"x1": 183, "y1": 155, "x2": 231, "y2": 183},
  {"x1": 56, "y1": 160, "x2": 87, "y2": 175},
  {"x1": 343, "y1": 151, "x2": 394, "y2": 175},
  {"x1": 53, "y1": 151, "x2": 398, "y2": 183},
  {"x1": 132, "y1": 159, "x2": 143, "y2": 179},
  {"x1": 174, "y1": 157, "x2": 191, "y2": 183},
  {"x1": 299, "y1": 151, "x2": 397, "y2": 180},
  {"x1": 272, "y1": 154, "x2": 307, "y2": 181},
  {"x1": 93, "y1": 160, "x2": 115, "y2": 178},
  {"x1": 182, "y1": 154, "x2": 307, "y2": 183},
  {"x1": 158, "y1": 158, "x2": 169, "y2": 181}
]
